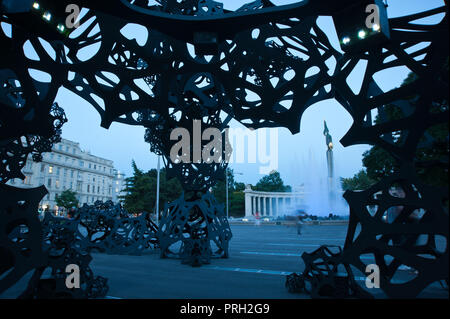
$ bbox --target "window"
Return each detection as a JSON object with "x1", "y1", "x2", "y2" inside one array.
[
  {"x1": 98, "y1": 186, "x2": 100, "y2": 193},
  {"x1": 93, "y1": 177, "x2": 95, "y2": 182},
  {"x1": 116, "y1": 188, "x2": 119, "y2": 193},
  {"x1": 64, "y1": 168, "x2": 67, "y2": 177},
  {"x1": 72, "y1": 148, "x2": 76, "y2": 154},
  {"x1": 58, "y1": 155, "x2": 61, "y2": 161},
  {"x1": 50, "y1": 153, "x2": 54, "y2": 159},
  {"x1": 71, "y1": 170, "x2": 74, "y2": 178},
  {"x1": 94, "y1": 164, "x2": 97, "y2": 170},
  {"x1": 55, "y1": 180, "x2": 59, "y2": 188},
  {"x1": 48, "y1": 166, "x2": 53, "y2": 174},
  {"x1": 59, "y1": 145, "x2": 62, "y2": 151},
  {"x1": 56, "y1": 167, "x2": 60, "y2": 176},
  {"x1": 66, "y1": 146, "x2": 69, "y2": 152},
  {"x1": 79, "y1": 160, "x2": 84, "y2": 167},
  {"x1": 41, "y1": 164, "x2": 45, "y2": 172},
  {"x1": 47, "y1": 178, "x2": 51, "y2": 187},
  {"x1": 89, "y1": 163, "x2": 91, "y2": 169},
  {"x1": 87, "y1": 185, "x2": 90, "y2": 192},
  {"x1": 65, "y1": 157, "x2": 68, "y2": 162}
]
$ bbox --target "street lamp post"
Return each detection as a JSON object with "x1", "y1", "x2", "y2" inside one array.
[
  {"x1": 156, "y1": 155, "x2": 161, "y2": 224},
  {"x1": 226, "y1": 172, "x2": 228, "y2": 219}
]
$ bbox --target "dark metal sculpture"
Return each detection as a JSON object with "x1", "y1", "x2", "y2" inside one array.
[
  {"x1": 0, "y1": 0, "x2": 448, "y2": 297},
  {"x1": 0, "y1": 184, "x2": 47, "y2": 295},
  {"x1": 0, "y1": 184, "x2": 108, "y2": 298},
  {"x1": 286, "y1": 245, "x2": 372, "y2": 298},
  {"x1": 21, "y1": 209, "x2": 109, "y2": 299},
  {"x1": 75, "y1": 200, "x2": 159, "y2": 255},
  {"x1": 0, "y1": 103, "x2": 67, "y2": 184},
  {"x1": 158, "y1": 192, "x2": 231, "y2": 266}
]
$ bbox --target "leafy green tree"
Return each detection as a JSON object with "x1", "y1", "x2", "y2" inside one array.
[
  {"x1": 55, "y1": 189, "x2": 79, "y2": 210},
  {"x1": 347, "y1": 70, "x2": 448, "y2": 189},
  {"x1": 340, "y1": 169, "x2": 375, "y2": 191},
  {"x1": 229, "y1": 191, "x2": 245, "y2": 217},
  {"x1": 120, "y1": 160, "x2": 183, "y2": 214},
  {"x1": 254, "y1": 170, "x2": 291, "y2": 192},
  {"x1": 212, "y1": 168, "x2": 246, "y2": 217}
]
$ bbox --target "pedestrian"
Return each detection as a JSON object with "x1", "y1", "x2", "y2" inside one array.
[
  {"x1": 255, "y1": 212, "x2": 261, "y2": 226},
  {"x1": 297, "y1": 216, "x2": 303, "y2": 235}
]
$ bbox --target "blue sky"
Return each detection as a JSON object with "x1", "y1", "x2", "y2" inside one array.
[{"x1": 53, "y1": 0, "x2": 444, "y2": 186}]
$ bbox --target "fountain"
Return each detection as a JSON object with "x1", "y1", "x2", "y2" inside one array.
[{"x1": 288, "y1": 121, "x2": 348, "y2": 217}]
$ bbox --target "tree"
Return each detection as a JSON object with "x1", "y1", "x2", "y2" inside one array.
[
  {"x1": 212, "y1": 168, "x2": 246, "y2": 217},
  {"x1": 120, "y1": 160, "x2": 183, "y2": 214},
  {"x1": 254, "y1": 170, "x2": 291, "y2": 192},
  {"x1": 55, "y1": 189, "x2": 79, "y2": 210},
  {"x1": 346, "y1": 69, "x2": 448, "y2": 189},
  {"x1": 340, "y1": 169, "x2": 375, "y2": 191}
]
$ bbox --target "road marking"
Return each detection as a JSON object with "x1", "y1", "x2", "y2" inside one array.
[
  {"x1": 266, "y1": 243, "x2": 329, "y2": 247},
  {"x1": 240, "y1": 251, "x2": 377, "y2": 260},
  {"x1": 203, "y1": 265, "x2": 292, "y2": 276},
  {"x1": 240, "y1": 251, "x2": 301, "y2": 257},
  {"x1": 203, "y1": 266, "x2": 404, "y2": 284}
]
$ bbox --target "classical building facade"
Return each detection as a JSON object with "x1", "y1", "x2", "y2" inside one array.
[
  {"x1": 243, "y1": 185, "x2": 306, "y2": 217},
  {"x1": 112, "y1": 169, "x2": 127, "y2": 203},
  {"x1": 7, "y1": 138, "x2": 120, "y2": 212}
]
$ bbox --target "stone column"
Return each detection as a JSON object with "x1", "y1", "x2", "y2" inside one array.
[
  {"x1": 244, "y1": 191, "x2": 252, "y2": 217},
  {"x1": 276, "y1": 197, "x2": 279, "y2": 217},
  {"x1": 252, "y1": 196, "x2": 255, "y2": 215},
  {"x1": 262, "y1": 197, "x2": 266, "y2": 216},
  {"x1": 269, "y1": 197, "x2": 273, "y2": 217}
]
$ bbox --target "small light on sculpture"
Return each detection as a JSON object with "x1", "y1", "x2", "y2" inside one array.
[
  {"x1": 358, "y1": 30, "x2": 367, "y2": 39},
  {"x1": 328, "y1": 142, "x2": 333, "y2": 150},
  {"x1": 57, "y1": 24, "x2": 65, "y2": 32},
  {"x1": 32, "y1": 2, "x2": 40, "y2": 10},
  {"x1": 372, "y1": 23, "x2": 380, "y2": 32},
  {"x1": 42, "y1": 11, "x2": 51, "y2": 21},
  {"x1": 342, "y1": 37, "x2": 351, "y2": 45}
]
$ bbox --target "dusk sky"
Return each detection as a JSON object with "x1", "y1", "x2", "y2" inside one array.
[{"x1": 52, "y1": 0, "x2": 443, "y2": 187}]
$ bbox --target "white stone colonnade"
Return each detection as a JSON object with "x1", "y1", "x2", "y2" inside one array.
[{"x1": 243, "y1": 185, "x2": 305, "y2": 217}]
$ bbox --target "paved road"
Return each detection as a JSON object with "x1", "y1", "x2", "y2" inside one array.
[{"x1": 1, "y1": 224, "x2": 447, "y2": 298}]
